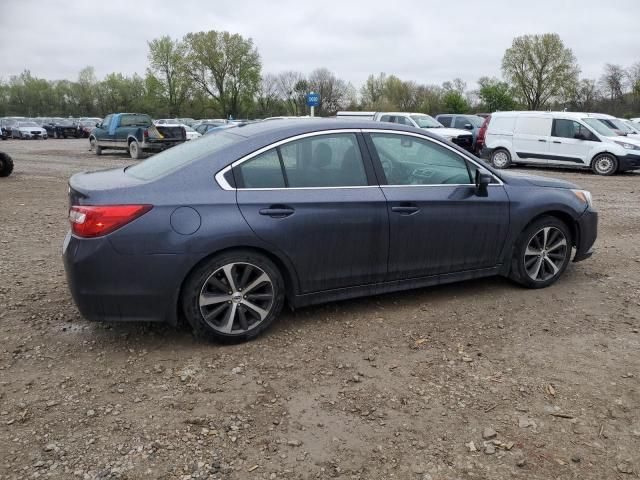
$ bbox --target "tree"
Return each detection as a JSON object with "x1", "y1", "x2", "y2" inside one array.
[
  {"x1": 275, "y1": 71, "x2": 306, "y2": 115},
  {"x1": 599, "y1": 63, "x2": 626, "y2": 101},
  {"x1": 254, "y1": 74, "x2": 286, "y2": 117},
  {"x1": 307, "y1": 68, "x2": 349, "y2": 115},
  {"x1": 477, "y1": 77, "x2": 517, "y2": 111},
  {"x1": 147, "y1": 36, "x2": 190, "y2": 116},
  {"x1": 183, "y1": 30, "x2": 261, "y2": 118},
  {"x1": 73, "y1": 66, "x2": 97, "y2": 116},
  {"x1": 360, "y1": 73, "x2": 387, "y2": 108},
  {"x1": 441, "y1": 90, "x2": 470, "y2": 113},
  {"x1": 502, "y1": 33, "x2": 579, "y2": 110},
  {"x1": 570, "y1": 79, "x2": 600, "y2": 111}
]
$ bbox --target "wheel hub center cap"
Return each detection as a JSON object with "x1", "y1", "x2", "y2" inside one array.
[{"x1": 231, "y1": 293, "x2": 243, "y2": 303}]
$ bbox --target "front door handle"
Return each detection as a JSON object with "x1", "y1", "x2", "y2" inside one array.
[
  {"x1": 552, "y1": 140, "x2": 562, "y2": 144},
  {"x1": 391, "y1": 205, "x2": 420, "y2": 215},
  {"x1": 259, "y1": 206, "x2": 295, "y2": 218},
  {"x1": 538, "y1": 139, "x2": 547, "y2": 142}
]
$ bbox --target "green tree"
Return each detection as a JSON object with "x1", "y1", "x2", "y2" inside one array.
[
  {"x1": 183, "y1": 30, "x2": 261, "y2": 118},
  {"x1": 441, "y1": 90, "x2": 470, "y2": 113},
  {"x1": 360, "y1": 73, "x2": 387, "y2": 109},
  {"x1": 478, "y1": 77, "x2": 517, "y2": 111},
  {"x1": 147, "y1": 36, "x2": 190, "y2": 116},
  {"x1": 502, "y1": 33, "x2": 579, "y2": 110}
]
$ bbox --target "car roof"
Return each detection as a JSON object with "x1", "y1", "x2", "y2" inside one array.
[{"x1": 490, "y1": 111, "x2": 592, "y2": 120}]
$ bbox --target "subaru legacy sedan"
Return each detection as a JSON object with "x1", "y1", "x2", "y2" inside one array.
[{"x1": 63, "y1": 119, "x2": 597, "y2": 342}]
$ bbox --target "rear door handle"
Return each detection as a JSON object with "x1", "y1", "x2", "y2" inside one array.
[
  {"x1": 259, "y1": 206, "x2": 294, "y2": 218},
  {"x1": 553, "y1": 141, "x2": 562, "y2": 144},
  {"x1": 391, "y1": 205, "x2": 420, "y2": 215},
  {"x1": 538, "y1": 139, "x2": 547, "y2": 142}
]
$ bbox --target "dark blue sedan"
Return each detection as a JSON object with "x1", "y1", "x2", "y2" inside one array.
[{"x1": 63, "y1": 119, "x2": 597, "y2": 342}]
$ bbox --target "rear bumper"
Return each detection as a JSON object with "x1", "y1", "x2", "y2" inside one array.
[
  {"x1": 62, "y1": 231, "x2": 193, "y2": 324},
  {"x1": 618, "y1": 153, "x2": 640, "y2": 171},
  {"x1": 141, "y1": 139, "x2": 185, "y2": 152},
  {"x1": 574, "y1": 208, "x2": 597, "y2": 262}
]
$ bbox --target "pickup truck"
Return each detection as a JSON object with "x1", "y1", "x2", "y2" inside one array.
[
  {"x1": 89, "y1": 113, "x2": 186, "y2": 159},
  {"x1": 336, "y1": 111, "x2": 475, "y2": 152}
]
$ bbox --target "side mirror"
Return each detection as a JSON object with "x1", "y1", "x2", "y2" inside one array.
[
  {"x1": 475, "y1": 169, "x2": 492, "y2": 197},
  {"x1": 574, "y1": 132, "x2": 586, "y2": 140},
  {"x1": 464, "y1": 123, "x2": 473, "y2": 130}
]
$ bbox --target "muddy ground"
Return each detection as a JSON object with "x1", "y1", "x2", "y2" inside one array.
[{"x1": 0, "y1": 138, "x2": 639, "y2": 480}]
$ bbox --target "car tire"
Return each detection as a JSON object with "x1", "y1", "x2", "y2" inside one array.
[
  {"x1": 54, "y1": 130, "x2": 59, "y2": 139},
  {"x1": 509, "y1": 215, "x2": 572, "y2": 289},
  {"x1": 591, "y1": 153, "x2": 618, "y2": 176},
  {"x1": 490, "y1": 148, "x2": 511, "y2": 169},
  {"x1": 0, "y1": 152, "x2": 14, "y2": 177},
  {"x1": 129, "y1": 140, "x2": 142, "y2": 160},
  {"x1": 89, "y1": 137, "x2": 102, "y2": 155},
  {"x1": 181, "y1": 250, "x2": 286, "y2": 343}
]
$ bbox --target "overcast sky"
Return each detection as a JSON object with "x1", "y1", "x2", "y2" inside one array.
[{"x1": 1, "y1": 0, "x2": 638, "y2": 89}]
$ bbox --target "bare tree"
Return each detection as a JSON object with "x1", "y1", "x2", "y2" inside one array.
[
  {"x1": 308, "y1": 68, "x2": 349, "y2": 115},
  {"x1": 599, "y1": 63, "x2": 626, "y2": 101},
  {"x1": 275, "y1": 71, "x2": 306, "y2": 115}
]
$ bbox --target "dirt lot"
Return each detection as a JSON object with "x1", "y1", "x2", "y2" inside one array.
[{"x1": 0, "y1": 138, "x2": 639, "y2": 480}]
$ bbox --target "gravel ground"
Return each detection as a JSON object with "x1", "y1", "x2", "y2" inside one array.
[{"x1": 0, "y1": 138, "x2": 639, "y2": 480}]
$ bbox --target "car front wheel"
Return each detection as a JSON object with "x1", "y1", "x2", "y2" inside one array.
[
  {"x1": 591, "y1": 153, "x2": 617, "y2": 176},
  {"x1": 510, "y1": 216, "x2": 572, "y2": 288},
  {"x1": 182, "y1": 251, "x2": 285, "y2": 343}
]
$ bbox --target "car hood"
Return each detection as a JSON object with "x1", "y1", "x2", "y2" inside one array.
[
  {"x1": 499, "y1": 171, "x2": 578, "y2": 189},
  {"x1": 18, "y1": 126, "x2": 45, "y2": 132},
  {"x1": 422, "y1": 127, "x2": 471, "y2": 138}
]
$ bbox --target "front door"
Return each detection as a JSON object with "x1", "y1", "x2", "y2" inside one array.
[
  {"x1": 365, "y1": 131, "x2": 510, "y2": 279},
  {"x1": 548, "y1": 119, "x2": 596, "y2": 167},
  {"x1": 236, "y1": 131, "x2": 389, "y2": 293}
]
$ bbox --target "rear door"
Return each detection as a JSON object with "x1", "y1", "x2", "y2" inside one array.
[
  {"x1": 235, "y1": 131, "x2": 389, "y2": 293},
  {"x1": 512, "y1": 116, "x2": 552, "y2": 164},
  {"x1": 548, "y1": 119, "x2": 597, "y2": 166},
  {"x1": 365, "y1": 130, "x2": 510, "y2": 279}
]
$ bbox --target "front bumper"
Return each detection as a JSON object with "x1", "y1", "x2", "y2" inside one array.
[
  {"x1": 63, "y1": 231, "x2": 194, "y2": 324},
  {"x1": 618, "y1": 153, "x2": 640, "y2": 171},
  {"x1": 574, "y1": 208, "x2": 597, "y2": 262}
]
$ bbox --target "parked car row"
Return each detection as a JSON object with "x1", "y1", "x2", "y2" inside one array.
[{"x1": 0, "y1": 116, "x2": 103, "y2": 140}]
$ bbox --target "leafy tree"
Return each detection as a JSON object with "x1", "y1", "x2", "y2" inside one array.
[
  {"x1": 477, "y1": 77, "x2": 517, "y2": 111},
  {"x1": 441, "y1": 90, "x2": 470, "y2": 113},
  {"x1": 183, "y1": 30, "x2": 261, "y2": 118},
  {"x1": 502, "y1": 33, "x2": 579, "y2": 110},
  {"x1": 360, "y1": 73, "x2": 387, "y2": 108},
  {"x1": 147, "y1": 36, "x2": 190, "y2": 116}
]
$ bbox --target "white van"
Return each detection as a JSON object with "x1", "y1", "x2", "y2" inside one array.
[
  {"x1": 336, "y1": 111, "x2": 474, "y2": 151},
  {"x1": 482, "y1": 111, "x2": 640, "y2": 175}
]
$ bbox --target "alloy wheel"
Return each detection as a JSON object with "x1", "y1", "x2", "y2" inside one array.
[
  {"x1": 198, "y1": 262, "x2": 274, "y2": 334},
  {"x1": 523, "y1": 227, "x2": 568, "y2": 282}
]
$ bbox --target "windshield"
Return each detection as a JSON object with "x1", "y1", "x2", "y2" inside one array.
[
  {"x1": 58, "y1": 120, "x2": 74, "y2": 126},
  {"x1": 582, "y1": 118, "x2": 616, "y2": 137},
  {"x1": 126, "y1": 131, "x2": 242, "y2": 181},
  {"x1": 410, "y1": 115, "x2": 443, "y2": 128},
  {"x1": 611, "y1": 119, "x2": 634, "y2": 133},
  {"x1": 623, "y1": 121, "x2": 640, "y2": 133},
  {"x1": 18, "y1": 122, "x2": 39, "y2": 127}
]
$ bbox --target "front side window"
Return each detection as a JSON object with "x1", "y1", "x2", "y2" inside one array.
[
  {"x1": 454, "y1": 116, "x2": 472, "y2": 129},
  {"x1": 396, "y1": 116, "x2": 414, "y2": 126},
  {"x1": 552, "y1": 119, "x2": 596, "y2": 140},
  {"x1": 101, "y1": 115, "x2": 113, "y2": 129},
  {"x1": 370, "y1": 133, "x2": 472, "y2": 185},
  {"x1": 438, "y1": 116, "x2": 452, "y2": 127}
]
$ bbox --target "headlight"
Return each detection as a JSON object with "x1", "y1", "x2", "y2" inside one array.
[
  {"x1": 614, "y1": 140, "x2": 640, "y2": 150},
  {"x1": 571, "y1": 189, "x2": 593, "y2": 208}
]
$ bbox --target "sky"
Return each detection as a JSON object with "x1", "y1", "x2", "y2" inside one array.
[{"x1": 1, "y1": 0, "x2": 638, "y2": 90}]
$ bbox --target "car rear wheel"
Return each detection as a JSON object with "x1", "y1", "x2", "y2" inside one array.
[
  {"x1": 129, "y1": 140, "x2": 141, "y2": 159},
  {"x1": 182, "y1": 250, "x2": 285, "y2": 343},
  {"x1": 591, "y1": 153, "x2": 617, "y2": 176},
  {"x1": 510, "y1": 216, "x2": 572, "y2": 288},
  {"x1": 490, "y1": 149, "x2": 511, "y2": 169},
  {"x1": 0, "y1": 152, "x2": 14, "y2": 177},
  {"x1": 54, "y1": 130, "x2": 59, "y2": 139}
]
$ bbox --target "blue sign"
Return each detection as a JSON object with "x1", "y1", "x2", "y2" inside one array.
[{"x1": 306, "y1": 92, "x2": 320, "y2": 107}]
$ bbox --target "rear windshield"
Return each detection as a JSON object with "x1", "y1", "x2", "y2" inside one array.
[
  {"x1": 120, "y1": 114, "x2": 153, "y2": 127},
  {"x1": 126, "y1": 131, "x2": 242, "y2": 181}
]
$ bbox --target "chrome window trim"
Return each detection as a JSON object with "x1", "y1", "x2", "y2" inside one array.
[
  {"x1": 362, "y1": 129, "x2": 504, "y2": 186},
  {"x1": 214, "y1": 128, "x2": 504, "y2": 190}
]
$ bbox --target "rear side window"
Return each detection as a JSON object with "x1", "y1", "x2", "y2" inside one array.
[
  {"x1": 237, "y1": 149, "x2": 285, "y2": 188},
  {"x1": 370, "y1": 133, "x2": 472, "y2": 185},
  {"x1": 380, "y1": 115, "x2": 393, "y2": 122},
  {"x1": 279, "y1": 133, "x2": 367, "y2": 187},
  {"x1": 438, "y1": 116, "x2": 452, "y2": 127},
  {"x1": 515, "y1": 117, "x2": 552, "y2": 136}
]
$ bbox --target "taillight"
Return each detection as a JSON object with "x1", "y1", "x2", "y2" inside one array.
[{"x1": 69, "y1": 205, "x2": 152, "y2": 238}]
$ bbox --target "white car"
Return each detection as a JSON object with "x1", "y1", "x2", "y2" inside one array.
[
  {"x1": 482, "y1": 111, "x2": 640, "y2": 176},
  {"x1": 621, "y1": 119, "x2": 640, "y2": 134},
  {"x1": 182, "y1": 125, "x2": 201, "y2": 140},
  {"x1": 12, "y1": 121, "x2": 48, "y2": 139},
  {"x1": 587, "y1": 113, "x2": 640, "y2": 139},
  {"x1": 336, "y1": 111, "x2": 474, "y2": 151}
]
